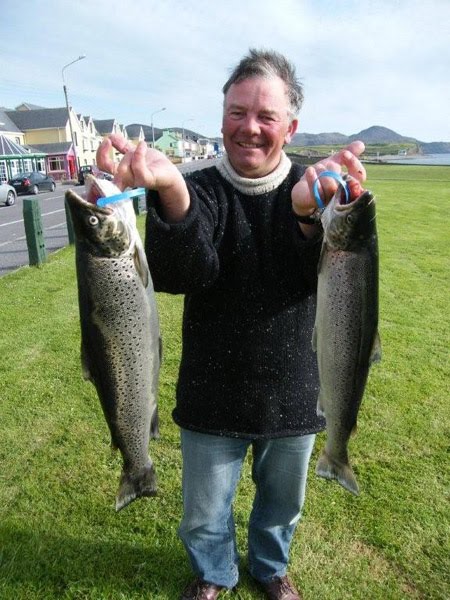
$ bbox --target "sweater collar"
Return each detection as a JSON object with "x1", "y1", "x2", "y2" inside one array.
[{"x1": 216, "y1": 151, "x2": 292, "y2": 196}]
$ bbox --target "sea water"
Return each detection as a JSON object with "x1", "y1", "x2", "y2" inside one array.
[{"x1": 384, "y1": 153, "x2": 450, "y2": 166}]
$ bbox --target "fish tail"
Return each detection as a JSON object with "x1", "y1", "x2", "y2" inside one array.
[
  {"x1": 316, "y1": 449, "x2": 360, "y2": 496},
  {"x1": 115, "y1": 462, "x2": 157, "y2": 511}
]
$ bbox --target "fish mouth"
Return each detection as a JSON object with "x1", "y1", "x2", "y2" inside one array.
[
  {"x1": 66, "y1": 188, "x2": 113, "y2": 215},
  {"x1": 333, "y1": 189, "x2": 374, "y2": 212},
  {"x1": 330, "y1": 174, "x2": 373, "y2": 209}
]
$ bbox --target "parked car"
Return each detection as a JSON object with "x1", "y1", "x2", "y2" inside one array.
[
  {"x1": 78, "y1": 165, "x2": 114, "y2": 185},
  {"x1": 0, "y1": 182, "x2": 17, "y2": 206},
  {"x1": 8, "y1": 172, "x2": 56, "y2": 195},
  {"x1": 78, "y1": 165, "x2": 93, "y2": 185}
]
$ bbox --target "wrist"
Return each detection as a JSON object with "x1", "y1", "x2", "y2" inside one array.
[{"x1": 291, "y1": 208, "x2": 322, "y2": 225}]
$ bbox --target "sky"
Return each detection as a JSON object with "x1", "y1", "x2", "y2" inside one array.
[{"x1": 1, "y1": 0, "x2": 449, "y2": 142}]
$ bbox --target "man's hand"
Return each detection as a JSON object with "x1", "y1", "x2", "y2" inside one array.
[
  {"x1": 291, "y1": 141, "x2": 367, "y2": 224},
  {"x1": 97, "y1": 133, "x2": 190, "y2": 222}
]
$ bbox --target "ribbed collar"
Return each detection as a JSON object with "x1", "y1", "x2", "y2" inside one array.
[{"x1": 216, "y1": 151, "x2": 292, "y2": 196}]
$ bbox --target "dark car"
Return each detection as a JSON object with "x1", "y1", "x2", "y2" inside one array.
[
  {"x1": 8, "y1": 171, "x2": 56, "y2": 195},
  {"x1": 78, "y1": 165, "x2": 113, "y2": 185},
  {"x1": 0, "y1": 182, "x2": 17, "y2": 206},
  {"x1": 78, "y1": 165, "x2": 93, "y2": 185}
]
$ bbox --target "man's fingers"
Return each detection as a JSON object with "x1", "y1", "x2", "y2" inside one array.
[
  {"x1": 96, "y1": 138, "x2": 117, "y2": 174},
  {"x1": 130, "y1": 142, "x2": 156, "y2": 189},
  {"x1": 329, "y1": 141, "x2": 367, "y2": 182},
  {"x1": 109, "y1": 133, "x2": 136, "y2": 155},
  {"x1": 344, "y1": 140, "x2": 365, "y2": 157},
  {"x1": 339, "y1": 151, "x2": 366, "y2": 182},
  {"x1": 114, "y1": 152, "x2": 135, "y2": 191}
]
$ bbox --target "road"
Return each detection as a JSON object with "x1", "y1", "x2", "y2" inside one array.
[
  {"x1": 0, "y1": 183, "x2": 80, "y2": 278},
  {"x1": 0, "y1": 158, "x2": 220, "y2": 278}
]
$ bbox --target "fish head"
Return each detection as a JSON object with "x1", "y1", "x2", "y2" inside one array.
[
  {"x1": 320, "y1": 176, "x2": 376, "y2": 251},
  {"x1": 66, "y1": 189, "x2": 133, "y2": 257},
  {"x1": 84, "y1": 173, "x2": 121, "y2": 204}
]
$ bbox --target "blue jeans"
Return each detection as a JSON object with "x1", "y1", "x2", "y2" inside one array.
[{"x1": 179, "y1": 429, "x2": 316, "y2": 588}]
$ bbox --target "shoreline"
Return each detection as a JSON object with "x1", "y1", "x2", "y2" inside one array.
[{"x1": 287, "y1": 151, "x2": 450, "y2": 166}]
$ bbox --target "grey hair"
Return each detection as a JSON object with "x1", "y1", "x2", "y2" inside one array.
[{"x1": 222, "y1": 48, "x2": 304, "y2": 117}]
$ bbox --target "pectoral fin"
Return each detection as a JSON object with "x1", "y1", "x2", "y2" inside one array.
[
  {"x1": 133, "y1": 244, "x2": 149, "y2": 288},
  {"x1": 370, "y1": 330, "x2": 382, "y2": 364},
  {"x1": 81, "y1": 342, "x2": 94, "y2": 382}
]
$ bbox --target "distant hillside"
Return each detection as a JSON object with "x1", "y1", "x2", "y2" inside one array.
[
  {"x1": 289, "y1": 125, "x2": 450, "y2": 153},
  {"x1": 126, "y1": 124, "x2": 209, "y2": 142},
  {"x1": 420, "y1": 141, "x2": 450, "y2": 153},
  {"x1": 348, "y1": 125, "x2": 418, "y2": 144},
  {"x1": 292, "y1": 132, "x2": 349, "y2": 146},
  {"x1": 125, "y1": 123, "x2": 450, "y2": 154}
]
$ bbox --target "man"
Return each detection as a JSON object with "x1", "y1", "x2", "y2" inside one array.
[{"x1": 97, "y1": 49, "x2": 366, "y2": 600}]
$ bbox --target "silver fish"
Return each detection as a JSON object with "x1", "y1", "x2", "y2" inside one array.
[
  {"x1": 313, "y1": 178, "x2": 381, "y2": 495},
  {"x1": 66, "y1": 176, "x2": 161, "y2": 510}
]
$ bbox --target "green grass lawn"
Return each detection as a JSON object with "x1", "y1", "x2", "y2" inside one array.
[{"x1": 0, "y1": 164, "x2": 448, "y2": 599}]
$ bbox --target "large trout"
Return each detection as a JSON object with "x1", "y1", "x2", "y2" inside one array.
[
  {"x1": 313, "y1": 176, "x2": 381, "y2": 495},
  {"x1": 66, "y1": 176, "x2": 161, "y2": 511}
]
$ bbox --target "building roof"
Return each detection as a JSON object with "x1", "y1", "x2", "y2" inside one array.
[
  {"x1": 0, "y1": 109, "x2": 23, "y2": 134},
  {"x1": 6, "y1": 107, "x2": 69, "y2": 130},
  {"x1": 31, "y1": 142, "x2": 72, "y2": 154},
  {"x1": 15, "y1": 102, "x2": 47, "y2": 111},
  {"x1": 126, "y1": 123, "x2": 163, "y2": 142},
  {"x1": 125, "y1": 124, "x2": 143, "y2": 138},
  {"x1": 93, "y1": 119, "x2": 116, "y2": 134},
  {"x1": 0, "y1": 134, "x2": 47, "y2": 157}
]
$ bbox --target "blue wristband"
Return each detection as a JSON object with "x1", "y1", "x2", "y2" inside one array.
[
  {"x1": 312, "y1": 171, "x2": 349, "y2": 209},
  {"x1": 97, "y1": 187, "x2": 146, "y2": 207}
]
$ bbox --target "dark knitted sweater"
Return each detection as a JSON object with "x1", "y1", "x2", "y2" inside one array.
[{"x1": 145, "y1": 158, "x2": 326, "y2": 438}]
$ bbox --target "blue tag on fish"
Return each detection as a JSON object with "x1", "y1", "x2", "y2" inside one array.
[
  {"x1": 313, "y1": 171, "x2": 350, "y2": 209},
  {"x1": 97, "y1": 187, "x2": 146, "y2": 207}
]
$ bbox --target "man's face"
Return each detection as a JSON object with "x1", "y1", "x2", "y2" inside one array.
[{"x1": 221, "y1": 76, "x2": 298, "y2": 179}]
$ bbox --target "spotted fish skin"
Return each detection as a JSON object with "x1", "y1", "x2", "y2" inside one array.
[
  {"x1": 66, "y1": 183, "x2": 161, "y2": 511},
  {"x1": 313, "y1": 182, "x2": 381, "y2": 495}
]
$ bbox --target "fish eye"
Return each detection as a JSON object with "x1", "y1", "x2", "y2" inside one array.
[
  {"x1": 346, "y1": 213, "x2": 355, "y2": 224},
  {"x1": 88, "y1": 215, "x2": 99, "y2": 226}
]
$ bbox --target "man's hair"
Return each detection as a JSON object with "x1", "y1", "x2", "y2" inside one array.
[{"x1": 222, "y1": 48, "x2": 304, "y2": 117}]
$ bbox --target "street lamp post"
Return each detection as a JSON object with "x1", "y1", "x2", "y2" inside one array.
[
  {"x1": 62, "y1": 55, "x2": 86, "y2": 178},
  {"x1": 151, "y1": 107, "x2": 166, "y2": 148},
  {"x1": 182, "y1": 118, "x2": 194, "y2": 160}
]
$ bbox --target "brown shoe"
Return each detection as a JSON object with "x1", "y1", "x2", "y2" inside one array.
[
  {"x1": 180, "y1": 577, "x2": 226, "y2": 600},
  {"x1": 258, "y1": 575, "x2": 302, "y2": 600}
]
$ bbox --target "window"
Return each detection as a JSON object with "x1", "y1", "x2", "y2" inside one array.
[{"x1": 49, "y1": 156, "x2": 65, "y2": 171}]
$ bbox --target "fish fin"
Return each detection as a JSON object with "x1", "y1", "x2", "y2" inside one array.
[
  {"x1": 80, "y1": 343, "x2": 94, "y2": 382},
  {"x1": 312, "y1": 324, "x2": 317, "y2": 352},
  {"x1": 115, "y1": 462, "x2": 158, "y2": 511},
  {"x1": 370, "y1": 331, "x2": 382, "y2": 364},
  {"x1": 316, "y1": 450, "x2": 360, "y2": 496},
  {"x1": 150, "y1": 406, "x2": 160, "y2": 439},
  {"x1": 316, "y1": 390, "x2": 326, "y2": 417},
  {"x1": 133, "y1": 243, "x2": 149, "y2": 288},
  {"x1": 317, "y1": 242, "x2": 326, "y2": 274}
]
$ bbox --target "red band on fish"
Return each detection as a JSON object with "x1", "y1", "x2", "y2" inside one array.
[{"x1": 313, "y1": 171, "x2": 350, "y2": 209}]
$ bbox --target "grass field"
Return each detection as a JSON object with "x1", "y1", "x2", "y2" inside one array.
[{"x1": 0, "y1": 164, "x2": 449, "y2": 599}]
